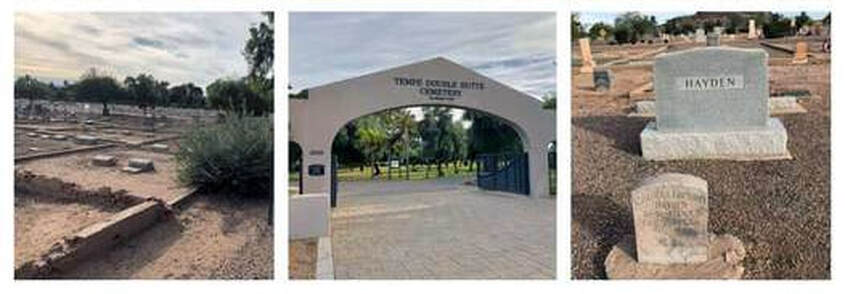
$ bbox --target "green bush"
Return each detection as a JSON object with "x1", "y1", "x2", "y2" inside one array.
[{"x1": 175, "y1": 116, "x2": 273, "y2": 198}]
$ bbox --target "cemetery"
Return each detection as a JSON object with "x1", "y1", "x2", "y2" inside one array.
[
  {"x1": 13, "y1": 12, "x2": 275, "y2": 279},
  {"x1": 13, "y1": 102, "x2": 273, "y2": 279},
  {"x1": 572, "y1": 12, "x2": 830, "y2": 279}
]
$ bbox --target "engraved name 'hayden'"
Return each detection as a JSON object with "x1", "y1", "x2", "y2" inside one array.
[{"x1": 677, "y1": 75, "x2": 744, "y2": 91}]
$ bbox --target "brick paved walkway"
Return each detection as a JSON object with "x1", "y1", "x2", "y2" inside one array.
[{"x1": 330, "y1": 180, "x2": 555, "y2": 279}]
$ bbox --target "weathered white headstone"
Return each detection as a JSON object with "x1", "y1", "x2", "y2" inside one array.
[
  {"x1": 74, "y1": 135, "x2": 99, "y2": 145},
  {"x1": 640, "y1": 47, "x2": 790, "y2": 160},
  {"x1": 632, "y1": 173, "x2": 709, "y2": 264},
  {"x1": 695, "y1": 28, "x2": 706, "y2": 43},
  {"x1": 604, "y1": 173, "x2": 747, "y2": 279},
  {"x1": 748, "y1": 19, "x2": 756, "y2": 39}
]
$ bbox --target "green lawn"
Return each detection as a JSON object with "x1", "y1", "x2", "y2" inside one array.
[{"x1": 289, "y1": 162, "x2": 557, "y2": 195}]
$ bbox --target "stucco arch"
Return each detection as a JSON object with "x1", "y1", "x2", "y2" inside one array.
[{"x1": 290, "y1": 57, "x2": 555, "y2": 197}]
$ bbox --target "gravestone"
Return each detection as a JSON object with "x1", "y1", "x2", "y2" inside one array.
[
  {"x1": 793, "y1": 41, "x2": 809, "y2": 64},
  {"x1": 92, "y1": 155, "x2": 117, "y2": 167},
  {"x1": 694, "y1": 29, "x2": 706, "y2": 43},
  {"x1": 632, "y1": 173, "x2": 709, "y2": 264},
  {"x1": 706, "y1": 33, "x2": 720, "y2": 46},
  {"x1": 74, "y1": 135, "x2": 99, "y2": 145},
  {"x1": 640, "y1": 47, "x2": 790, "y2": 160},
  {"x1": 150, "y1": 143, "x2": 169, "y2": 152},
  {"x1": 122, "y1": 158, "x2": 154, "y2": 173},
  {"x1": 593, "y1": 68, "x2": 613, "y2": 92},
  {"x1": 52, "y1": 134, "x2": 67, "y2": 141},
  {"x1": 604, "y1": 173, "x2": 746, "y2": 279},
  {"x1": 748, "y1": 19, "x2": 756, "y2": 39},
  {"x1": 579, "y1": 38, "x2": 596, "y2": 73}
]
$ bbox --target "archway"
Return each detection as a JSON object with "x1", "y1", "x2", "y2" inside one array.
[{"x1": 290, "y1": 57, "x2": 555, "y2": 198}]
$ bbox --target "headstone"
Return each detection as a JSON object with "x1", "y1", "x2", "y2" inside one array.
[
  {"x1": 579, "y1": 38, "x2": 596, "y2": 73},
  {"x1": 92, "y1": 155, "x2": 117, "y2": 167},
  {"x1": 706, "y1": 33, "x2": 720, "y2": 46},
  {"x1": 713, "y1": 27, "x2": 723, "y2": 35},
  {"x1": 52, "y1": 134, "x2": 67, "y2": 141},
  {"x1": 593, "y1": 68, "x2": 613, "y2": 92},
  {"x1": 150, "y1": 143, "x2": 169, "y2": 152},
  {"x1": 122, "y1": 158, "x2": 154, "y2": 173},
  {"x1": 640, "y1": 47, "x2": 790, "y2": 160},
  {"x1": 632, "y1": 173, "x2": 709, "y2": 264},
  {"x1": 604, "y1": 173, "x2": 747, "y2": 279},
  {"x1": 39, "y1": 134, "x2": 50, "y2": 139},
  {"x1": 748, "y1": 19, "x2": 756, "y2": 39},
  {"x1": 26, "y1": 132, "x2": 37, "y2": 137},
  {"x1": 694, "y1": 28, "x2": 706, "y2": 43},
  {"x1": 793, "y1": 41, "x2": 809, "y2": 64},
  {"x1": 74, "y1": 135, "x2": 99, "y2": 145}
]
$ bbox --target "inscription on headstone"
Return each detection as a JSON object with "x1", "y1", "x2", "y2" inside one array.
[
  {"x1": 654, "y1": 47, "x2": 768, "y2": 132},
  {"x1": 631, "y1": 173, "x2": 709, "y2": 264}
]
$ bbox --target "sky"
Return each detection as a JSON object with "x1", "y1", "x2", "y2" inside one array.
[
  {"x1": 15, "y1": 12, "x2": 266, "y2": 88},
  {"x1": 578, "y1": 11, "x2": 830, "y2": 27},
  {"x1": 290, "y1": 12, "x2": 556, "y2": 99}
]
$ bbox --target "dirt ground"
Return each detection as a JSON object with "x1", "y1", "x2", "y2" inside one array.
[
  {"x1": 18, "y1": 148, "x2": 191, "y2": 202},
  {"x1": 14, "y1": 130, "x2": 82, "y2": 157},
  {"x1": 289, "y1": 238, "x2": 318, "y2": 279},
  {"x1": 14, "y1": 192, "x2": 122, "y2": 268},
  {"x1": 571, "y1": 43, "x2": 830, "y2": 279},
  {"x1": 54, "y1": 194, "x2": 273, "y2": 279}
]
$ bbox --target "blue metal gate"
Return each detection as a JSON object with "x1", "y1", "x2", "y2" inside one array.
[
  {"x1": 330, "y1": 155, "x2": 338, "y2": 207},
  {"x1": 476, "y1": 152, "x2": 530, "y2": 196}
]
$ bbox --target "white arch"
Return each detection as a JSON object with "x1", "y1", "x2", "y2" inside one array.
[{"x1": 290, "y1": 57, "x2": 555, "y2": 197}]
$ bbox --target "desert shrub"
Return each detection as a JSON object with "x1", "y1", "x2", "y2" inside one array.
[{"x1": 175, "y1": 116, "x2": 273, "y2": 198}]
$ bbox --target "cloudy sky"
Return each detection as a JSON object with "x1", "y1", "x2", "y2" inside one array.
[
  {"x1": 290, "y1": 12, "x2": 556, "y2": 99},
  {"x1": 15, "y1": 12, "x2": 265, "y2": 87},
  {"x1": 578, "y1": 11, "x2": 829, "y2": 27}
]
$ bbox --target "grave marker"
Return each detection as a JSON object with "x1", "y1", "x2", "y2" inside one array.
[
  {"x1": 604, "y1": 173, "x2": 747, "y2": 279},
  {"x1": 640, "y1": 47, "x2": 790, "y2": 160},
  {"x1": 579, "y1": 38, "x2": 596, "y2": 73},
  {"x1": 793, "y1": 41, "x2": 809, "y2": 64}
]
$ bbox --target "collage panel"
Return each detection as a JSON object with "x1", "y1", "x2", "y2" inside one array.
[
  {"x1": 288, "y1": 12, "x2": 557, "y2": 280},
  {"x1": 13, "y1": 12, "x2": 274, "y2": 279},
  {"x1": 571, "y1": 11, "x2": 831, "y2": 279}
]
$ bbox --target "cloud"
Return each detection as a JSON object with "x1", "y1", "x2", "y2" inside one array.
[
  {"x1": 290, "y1": 12, "x2": 556, "y2": 98},
  {"x1": 15, "y1": 12, "x2": 266, "y2": 87}
]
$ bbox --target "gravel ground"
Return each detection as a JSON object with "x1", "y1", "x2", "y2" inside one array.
[{"x1": 571, "y1": 62, "x2": 830, "y2": 279}]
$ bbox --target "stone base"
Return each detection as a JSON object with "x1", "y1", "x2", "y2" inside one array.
[
  {"x1": 604, "y1": 234, "x2": 746, "y2": 279},
  {"x1": 640, "y1": 118, "x2": 791, "y2": 161}
]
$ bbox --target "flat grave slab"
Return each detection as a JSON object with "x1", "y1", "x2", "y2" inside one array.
[{"x1": 18, "y1": 149, "x2": 191, "y2": 202}]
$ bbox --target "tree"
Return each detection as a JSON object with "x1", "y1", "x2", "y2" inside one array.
[
  {"x1": 462, "y1": 109, "x2": 523, "y2": 162},
  {"x1": 614, "y1": 12, "x2": 657, "y2": 43},
  {"x1": 795, "y1": 12, "x2": 812, "y2": 29},
  {"x1": 243, "y1": 11, "x2": 274, "y2": 114},
  {"x1": 541, "y1": 92, "x2": 556, "y2": 110},
  {"x1": 75, "y1": 68, "x2": 122, "y2": 116},
  {"x1": 14, "y1": 75, "x2": 49, "y2": 116},
  {"x1": 124, "y1": 74, "x2": 162, "y2": 115},
  {"x1": 354, "y1": 115, "x2": 389, "y2": 177},
  {"x1": 168, "y1": 83, "x2": 205, "y2": 108},
  {"x1": 572, "y1": 13, "x2": 585, "y2": 40},
  {"x1": 588, "y1": 22, "x2": 614, "y2": 40},
  {"x1": 419, "y1": 107, "x2": 466, "y2": 177},
  {"x1": 206, "y1": 78, "x2": 269, "y2": 116}
]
